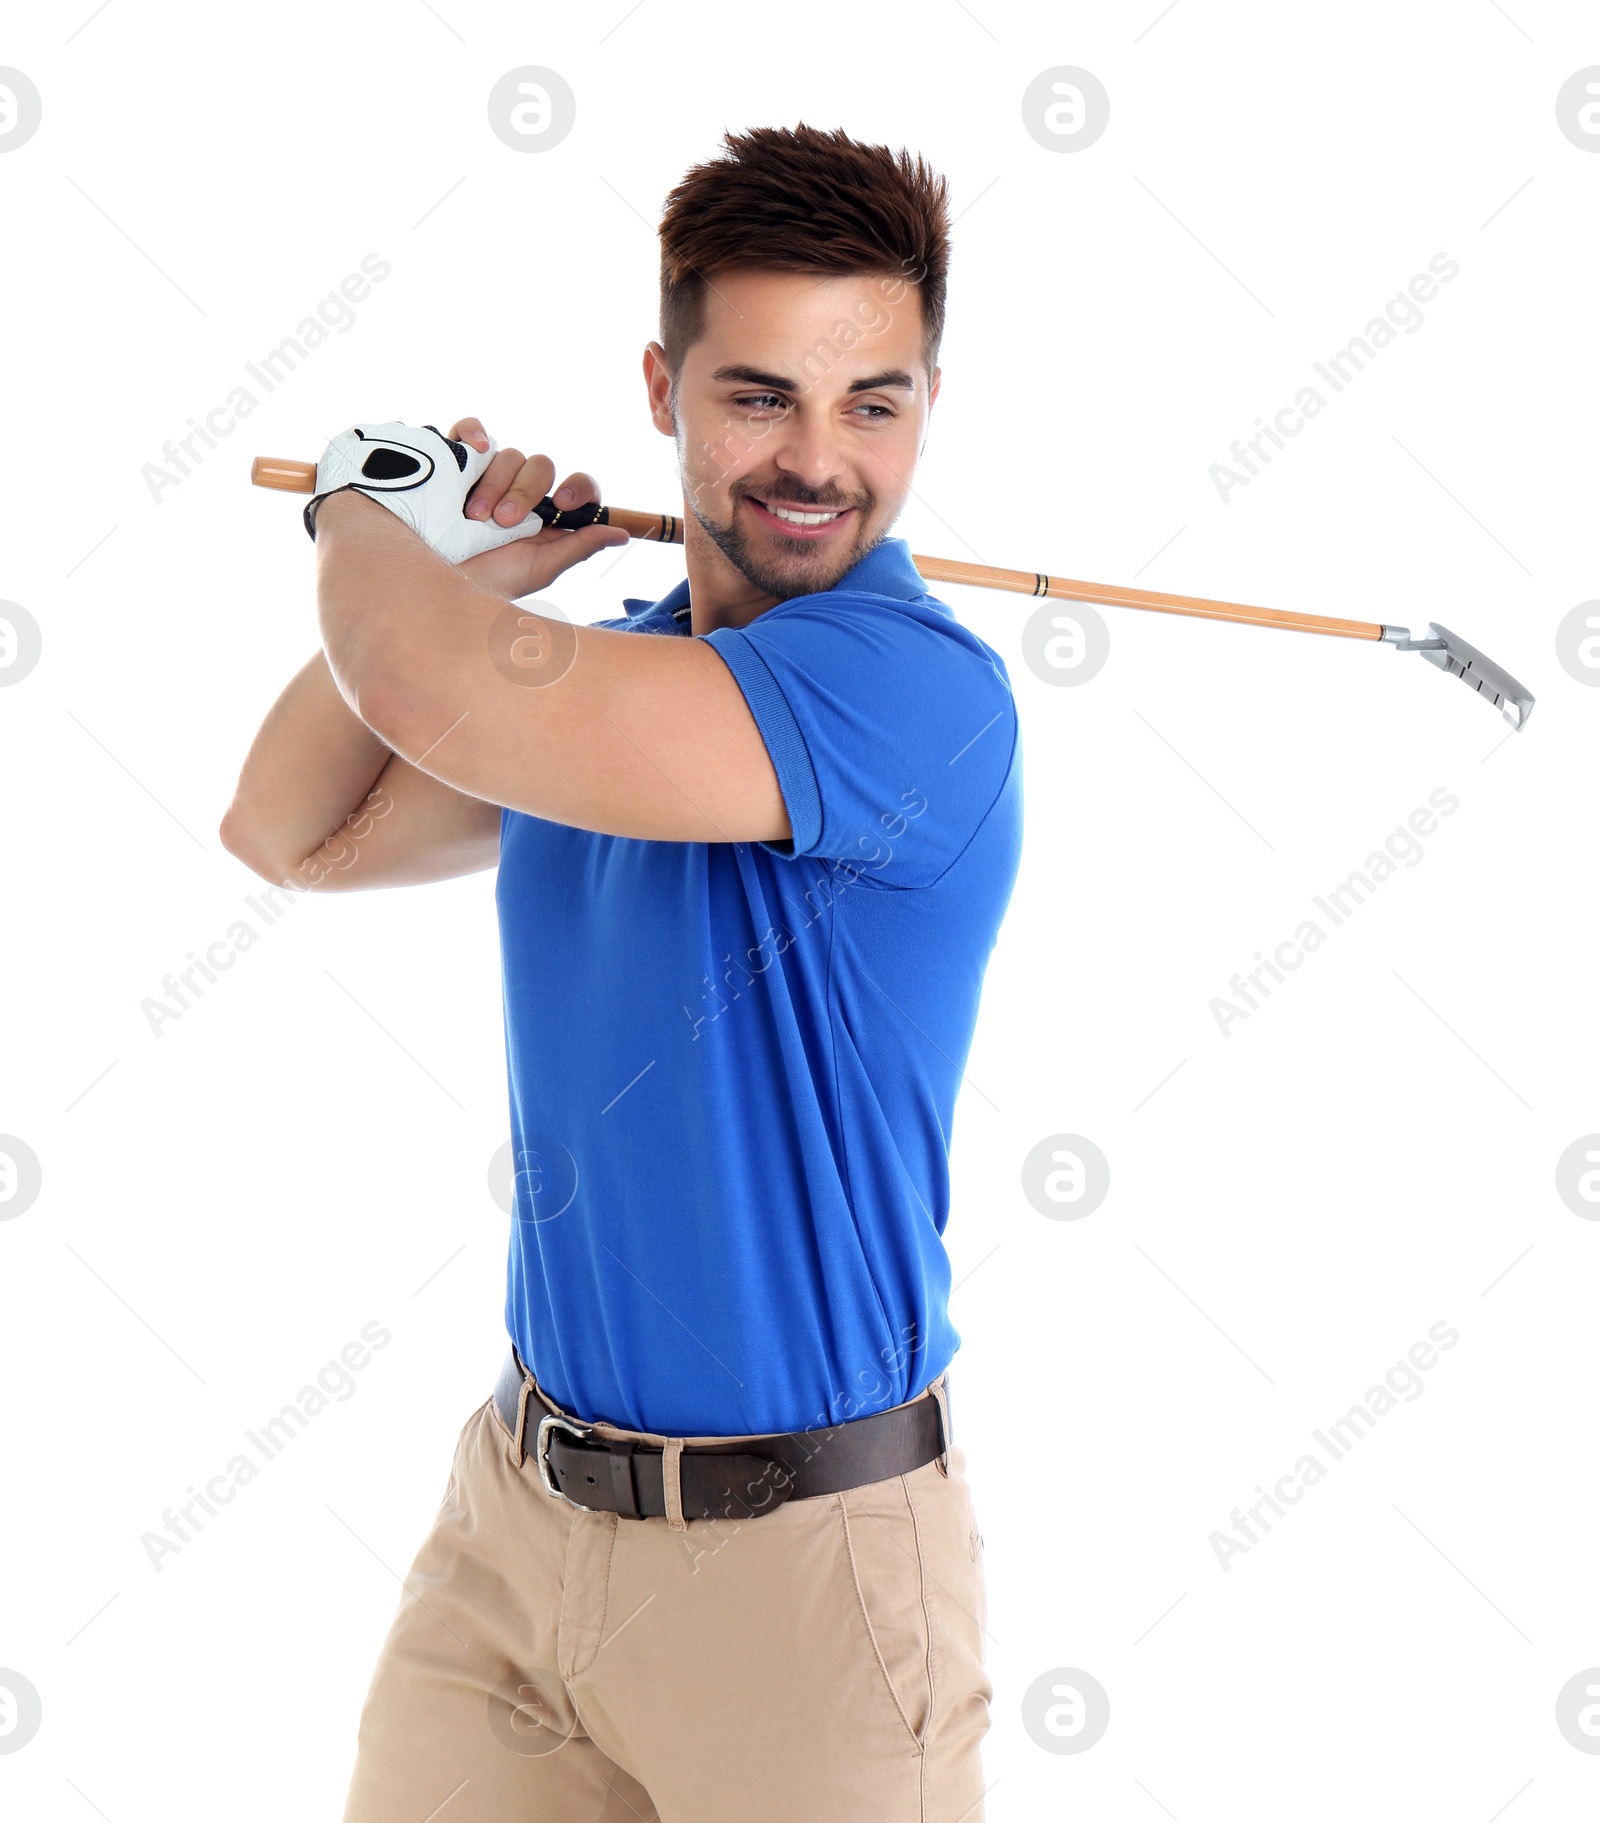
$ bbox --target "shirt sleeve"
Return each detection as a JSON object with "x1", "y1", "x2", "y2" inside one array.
[{"x1": 702, "y1": 592, "x2": 1018, "y2": 889}]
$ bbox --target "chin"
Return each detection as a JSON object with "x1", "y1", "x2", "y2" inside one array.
[
  {"x1": 747, "y1": 548, "x2": 861, "y2": 599},
  {"x1": 735, "y1": 524, "x2": 886, "y2": 601}
]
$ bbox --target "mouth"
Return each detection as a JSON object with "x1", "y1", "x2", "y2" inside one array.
[{"x1": 742, "y1": 494, "x2": 858, "y2": 542}]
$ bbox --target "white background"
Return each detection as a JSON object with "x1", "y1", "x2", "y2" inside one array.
[{"x1": 2, "y1": 2, "x2": 1597, "y2": 1817}]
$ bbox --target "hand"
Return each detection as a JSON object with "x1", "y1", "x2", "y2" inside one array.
[
  {"x1": 306, "y1": 420, "x2": 563, "y2": 566},
  {"x1": 447, "y1": 416, "x2": 630, "y2": 600}
]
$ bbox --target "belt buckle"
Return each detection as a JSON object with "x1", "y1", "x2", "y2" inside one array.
[{"x1": 535, "y1": 1410, "x2": 595, "y2": 1508}]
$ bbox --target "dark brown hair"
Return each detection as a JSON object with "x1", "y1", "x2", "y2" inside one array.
[{"x1": 658, "y1": 124, "x2": 951, "y2": 381}]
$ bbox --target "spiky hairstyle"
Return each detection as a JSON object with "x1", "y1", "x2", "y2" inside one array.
[{"x1": 657, "y1": 124, "x2": 951, "y2": 378}]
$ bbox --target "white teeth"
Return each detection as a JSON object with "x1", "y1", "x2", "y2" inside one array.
[{"x1": 764, "y1": 503, "x2": 844, "y2": 526}]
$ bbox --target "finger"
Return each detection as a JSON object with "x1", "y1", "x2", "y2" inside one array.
[
  {"x1": 550, "y1": 470, "x2": 601, "y2": 512},
  {"x1": 464, "y1": 446, "x2": 519, "y2": 519},
  {"x1": 448, "y1": 416, "x2": 492, "y2": 452},
  {"x1": 466, "y1": 448, "x2": 544, "y2": 521},
  {"x1": 492, "y1": 452, "x2": 561, "y2": 526},
  {"x1": 537, "y1": 521, "x2": 631, "y2": 576}
]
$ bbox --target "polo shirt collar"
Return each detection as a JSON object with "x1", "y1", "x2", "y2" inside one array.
[
  {"x1": 620, "y1": 536, "x2": 934, "y2": 633},
  {"x1": 621, "y1": 579, "x2": 693, "y2": 631}
]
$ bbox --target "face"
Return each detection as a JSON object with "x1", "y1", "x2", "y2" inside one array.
[{"x1": 645, "y1": 268, "x2": 940, "y2": 602}]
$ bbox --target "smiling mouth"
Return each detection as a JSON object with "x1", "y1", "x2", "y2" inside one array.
[{"x1": 744, "y1": 494, "x2": 857, "y2": 539}]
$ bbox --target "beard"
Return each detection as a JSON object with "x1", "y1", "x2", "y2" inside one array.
[{"x1": 688, "y1": 475, "x2": 885, "y2": 601}]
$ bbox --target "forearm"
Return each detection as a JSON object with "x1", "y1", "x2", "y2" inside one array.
[
  {"x1": 307, "y1": 479, "x2": 786, "y2": 843},
  {"x1": 219, "y1": 648, "x2": 394, "y2": 882},
  {"x1": 315, "y1": 490, "x2": 490, "y2": 724}
]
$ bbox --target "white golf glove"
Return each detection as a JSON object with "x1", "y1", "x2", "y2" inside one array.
[{"x1": 303, "y1": 421, "x2": 549, "y2": 565}]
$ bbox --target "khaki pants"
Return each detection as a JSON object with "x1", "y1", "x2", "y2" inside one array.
[{"x1": 341, "y1": 1358, "x2": 992, "y2": 1822}]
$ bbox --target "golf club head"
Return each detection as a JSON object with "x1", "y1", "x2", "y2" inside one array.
[{"x1": 1382, "y1": 622, "x2": 1535, "y2": 731}]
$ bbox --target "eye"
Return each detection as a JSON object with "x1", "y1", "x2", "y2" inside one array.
[{"x1": 735, "y1": 393, "x2": 786, "y2": 411}]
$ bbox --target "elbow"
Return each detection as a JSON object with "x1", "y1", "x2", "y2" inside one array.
[
  {"x1": 217, "y1": 806, "x2": 256, "y2": 868},
  {"x1": 218, "y1": 809, "x2": 312, "y2": 892},
  {"x1": 217, "y1": 805, "x2": 250, "y2": 860}
]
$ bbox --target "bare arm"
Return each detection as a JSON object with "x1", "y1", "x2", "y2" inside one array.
[
  {"x1": 316, "y1": 495, "x2": 788, "y2": 845},
  {"x1": 218, "y1": 649, "x2": 501, "y2": 892},
  {"x1": 218, "y1": 420, "x2": 631, "y2": 892}
]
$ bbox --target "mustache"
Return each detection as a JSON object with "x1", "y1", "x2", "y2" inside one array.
[{"x1": 734, "y1": 480, "x2": 869, "y2": 512}]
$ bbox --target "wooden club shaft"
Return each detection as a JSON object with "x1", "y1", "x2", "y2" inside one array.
[{"x1": 249, "y1": 455, "x2": 1383, "y2": 642}]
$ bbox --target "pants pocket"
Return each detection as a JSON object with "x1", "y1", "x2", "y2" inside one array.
[
  {"x1": 838, "y1": 1473, "x2": 934, "y2": 1747},
  {"x1": 441, "y1": 1396, "x2": 496, "y2": 1504},
  {"x1": 905, "y1": 1449, "x2": 994, "y2": 1758}
]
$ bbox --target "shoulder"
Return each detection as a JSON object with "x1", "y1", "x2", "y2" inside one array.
[{"x1": 713, "y1": 579, "x2": 1014, "y2": 690}]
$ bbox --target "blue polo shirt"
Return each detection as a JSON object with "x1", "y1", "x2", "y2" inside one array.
[{"x1": 496, "y1": 537, "x2": 1023, "y2": 1437}]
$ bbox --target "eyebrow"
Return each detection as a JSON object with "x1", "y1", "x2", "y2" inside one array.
[{"x1": 709, "y1": 363, "x2": 918, "y2": 395}]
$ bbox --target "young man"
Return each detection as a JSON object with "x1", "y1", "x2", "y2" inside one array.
[{"x1": 222, "y1": 124, "x2": 1022, "y2": 1822}]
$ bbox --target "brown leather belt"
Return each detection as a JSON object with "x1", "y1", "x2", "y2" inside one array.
[{"x1": 493, "y1": 1348, "x2": 949, "y2": 1522}]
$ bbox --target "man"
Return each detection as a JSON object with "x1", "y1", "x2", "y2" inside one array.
[{"x1": 221, "y1": 123, "x2": 1022, "y2": 1822}]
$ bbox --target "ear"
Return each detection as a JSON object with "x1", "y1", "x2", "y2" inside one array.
[
  {"x1": 643, "y1": 341, "x2": 676, "y2": 437},
  {"x1": 918, "y1": 364, "x2": 941, "y2": 457}
]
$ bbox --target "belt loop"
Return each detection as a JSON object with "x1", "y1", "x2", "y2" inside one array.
[
  {"x1": 515, "y1": 1373, "x2": 534, "y2": 1463},
  {"x1": 662, "y1": 1437, "x2": 688, "y2": 1531},
  {"x1": 929, "y1": 1374, "x2": 953, "y2": 1478}
]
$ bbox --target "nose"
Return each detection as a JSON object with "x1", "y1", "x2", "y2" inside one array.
[{"x1": 767, "y1": 409, "x2": 849, "y2": 497}]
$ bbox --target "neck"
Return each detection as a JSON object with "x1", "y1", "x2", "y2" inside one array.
[{"x1": 681, "y1": 513, "x2": 782, "y2": 637}]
